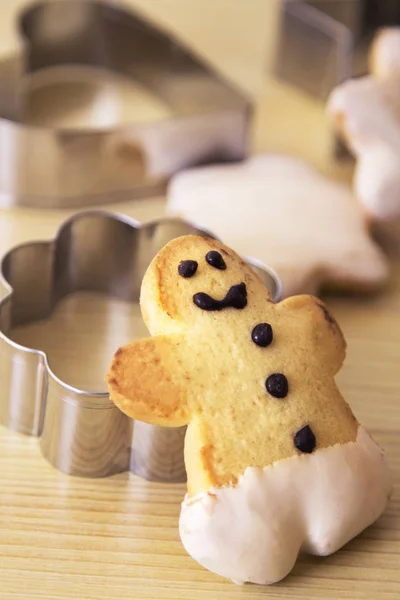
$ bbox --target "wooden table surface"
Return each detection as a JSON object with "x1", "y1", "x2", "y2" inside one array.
[{"x1": 1, "y1": 1, "x2": 400, "y2": 599}]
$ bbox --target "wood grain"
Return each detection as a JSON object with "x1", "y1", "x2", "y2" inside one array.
[
  {"x1": 1, "y1": 1, "x2": 400, "y2": 598},
  {"x1": 1, "y1": 211, "x2": 400, "y2": 600}
]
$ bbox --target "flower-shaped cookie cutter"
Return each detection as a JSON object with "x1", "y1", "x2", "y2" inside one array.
[
  {"x1": 0, "y1": 0, "x2": 251, "y2": 209},
  {"x1": 0, "y1": 211, "x2": 282, "y2": 481}
]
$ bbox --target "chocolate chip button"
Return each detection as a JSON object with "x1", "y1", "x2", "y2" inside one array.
[
  {"x1": 178, "y1": 260, "x2": 198, "y2": 278},
  {"x1": 206, "y1": 250, "x2": 226, "y2": 270},
  {"x1": 265, "y1": 373, "x2": 288, "y2": 398},
  {"x1": 252, "y1": 323, "x2": 273, "y2": 347},
  {"x1": 294, "y1": 425, "x2": 316, "y2": 453}
]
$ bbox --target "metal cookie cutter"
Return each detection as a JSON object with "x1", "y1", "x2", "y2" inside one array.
[
  {"x1": 0, "y1": 211, "x2": 282, "y2": 482},
  {"x1": 274, "y1": 0, "x2": 354, "y2": 102},
  {"x1": 0, "y1": 0, "x2": 251, "y2": 209},
  {"x1": 273, "y1": 0, "x2": 356, "y2": 160}
]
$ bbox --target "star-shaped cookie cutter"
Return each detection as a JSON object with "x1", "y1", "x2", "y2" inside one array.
[
  {"x1": 0, "y1": 210, "x2": 281, "y2": 481},
  {"x1": 0, "y1": 0, "x2": 251, "y2": 209}
]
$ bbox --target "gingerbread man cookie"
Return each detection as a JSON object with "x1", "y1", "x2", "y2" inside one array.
[
  {"x1": 107, "y1": 235, "x2": 392, "y2": 585},
  {"x1": 328, "y1": 27, "x2": 400, "y2": 221},
  {"x1": 166, "y1": 155, "x2": 389, "y2": 297}
]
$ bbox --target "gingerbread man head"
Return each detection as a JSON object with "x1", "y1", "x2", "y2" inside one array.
[{"x1": 107, "y1": 235, "x2": 359, "y2": 496}]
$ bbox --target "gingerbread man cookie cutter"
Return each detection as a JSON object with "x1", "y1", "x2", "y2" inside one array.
[
  {"x1": 0, "y1": 0, "x2": 251, "y2": 209},
  {"x1": 0, "y1": 210, "x2": 281, "y2": 481}
]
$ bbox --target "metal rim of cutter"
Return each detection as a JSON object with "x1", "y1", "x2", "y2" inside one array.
[
  {"x1": 0, "y1": 210, "x2": 282, "y2": 481},
  {"x1": 0, "y1": 0, "x2": 251, "y2": 209}
]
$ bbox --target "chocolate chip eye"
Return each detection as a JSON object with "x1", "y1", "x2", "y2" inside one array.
[
  {"x1": 252, "y1": 323, "x2": 273, "y2": 347},
  {"x1": 265, "y1": 373, "x2": 288, "y2": 398},
  {"x1": 294, "y1": 425, "x2": 316, "y2": 453},
  {"x1": 206, "y1": 250, "x2": 226, "y2": 270},
  {"x1": 178, "y1": 260, "x2": 198, "y2": 278}
]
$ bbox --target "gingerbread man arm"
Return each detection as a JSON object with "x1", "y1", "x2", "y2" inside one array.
[
  {"x1": 106, "y1": 335, "x2": 191, "y2": 427},
  {"x1": 277, "y1": 295, "x2": 346, "y2": 376}
]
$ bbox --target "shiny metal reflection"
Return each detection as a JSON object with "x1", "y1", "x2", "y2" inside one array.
[
  {"x1": 0, "y1": 211, "x2": 282, "y2": 481},
  {"x1": 0, "y1": 0, "x2": 251, "y2": 209},
  {"x1": 274, "y1": 0, "x2": 354, "y2": 100}
]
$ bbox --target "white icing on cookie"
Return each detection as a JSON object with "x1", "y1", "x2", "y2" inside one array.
[
  {"x1": 179, "y1": 426, "x2": 392, "y2": 585},
  {"x1": 328, "y1": 27, "x2": 400, "y2": 222},
  {"x1": 167, "y1": 155, "x2": 388, "y2": 296},
  {"x1": 328, "y1": 76, "x2": 400, "y2": 221},
  {"x1": 370, "y1": 27, "x2": 400, "y2": 79}
]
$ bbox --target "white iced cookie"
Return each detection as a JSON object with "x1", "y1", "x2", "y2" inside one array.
[
  {"x1": 107, "y1": 235, "x2": 392, "y2": 586},
  {"x1": 327, "y1": 27, "x2": 400, "y2": 221},
  {"x1": 166, "y1": 154, "x2": 388, "y2": 297}
]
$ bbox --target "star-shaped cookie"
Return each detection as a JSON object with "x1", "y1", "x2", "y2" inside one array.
[
  {"x1": 327, "y1": 27, "x2": 400, "y2": 222},
  {"x1": 166, "y1": 154, "x2": 389, "y2": 297}
]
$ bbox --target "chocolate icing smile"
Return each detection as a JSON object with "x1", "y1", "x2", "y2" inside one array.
[{"x1": 193, "y1": 283, "x2": 247, "y2": 311}]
